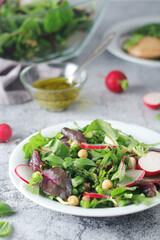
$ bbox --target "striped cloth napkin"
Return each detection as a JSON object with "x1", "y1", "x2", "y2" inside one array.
[{"x1": 0, "y1": 58, "x2": 31, "y2": 106}]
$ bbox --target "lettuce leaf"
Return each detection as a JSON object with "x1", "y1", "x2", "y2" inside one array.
[
  {"x1": 22, "y1": 131, "x2": 48, "y2": 159},
  {"x1": 84, "y1": 119, "x2": 119, "y2": 145}
]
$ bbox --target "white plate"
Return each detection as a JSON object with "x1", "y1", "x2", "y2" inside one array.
[
  {"x1": 9, "y1": 120, "x2": 160, "y2": 217},
  {"x1": 106, "y1": 16, "x2": 160, "y2": 67}
]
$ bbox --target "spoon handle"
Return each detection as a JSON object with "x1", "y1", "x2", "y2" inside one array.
[
  {"x1": 74, "y1": 32, "x2": 115, "y2": 76},
  {"x1": 148, "y1": 147, "x2": 160, "y2": 152}
]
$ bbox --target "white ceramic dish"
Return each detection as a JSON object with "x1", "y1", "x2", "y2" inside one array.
[
  {"x1": 106, "y1": 16, "x2": 160, "y2": 67},
  {"x1": 9, "y1": 120, "x2": 160, "y2": 217}
]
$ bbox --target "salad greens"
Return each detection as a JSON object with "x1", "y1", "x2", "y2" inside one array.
[
  {"x1": 0, "y1": 221, "x2": 11, "y2": 237},
  {"x1": 123, "y1": 23, "x2": 160, "y2": 52},
  {"x1": 22, "y1": 119, "x2": 159, "y2": 208},
  {"x1": 0, "y1": 202, "x2": 14, "y2": 217},
  {"x1": 0, "y1": 0, "x2": 93, "y2": 62},
  {"x1": 0, "y1": 202, "x2": 14, "y2": 236}
]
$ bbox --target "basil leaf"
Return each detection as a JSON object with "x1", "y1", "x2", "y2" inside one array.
[
  {"x1": 73, "y1": 158, "x2": 97, "y2": 167},
  {"x1": 0, "y1": 221, "x2": 11, "y2": 236},
  {"x1": 0, "y1": 203, "x2": 14, "y2": 217},
  {"x1": 43, "y1": 155, "x2": 64, "y2": 167},
  {"x1": 22, "y1": 131, "x2": 48, "y2": 159},
  {"x1": 42, "y1": 139, "x2": 70, "y2": 158}
]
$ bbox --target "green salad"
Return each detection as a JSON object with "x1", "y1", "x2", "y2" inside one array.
[
  {"x1": 20, "y1": 119, "x2": 159, "y2": 208},
  {"x1": 0, "y1": 0, "x2": 92, "y2": 62},
  {"x1": 123, "y1": 23, "x2": 160, "y2": 51}
]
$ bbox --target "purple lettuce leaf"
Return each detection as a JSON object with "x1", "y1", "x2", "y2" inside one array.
[
  {"x1": 40, "y1": 167, "x2": 72, "y2": 199},
  {"x1": 61, "y1": 128, "x2": 86, "y2": 143},
  {"x1": 29, "y1": 150, "x2": 44, "y2": 172}
]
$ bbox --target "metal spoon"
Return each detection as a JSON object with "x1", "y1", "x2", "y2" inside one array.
[
  {"x1": 68, "y1": 32, "x2": 115, "y2": 84},
  {"x1": 148, "y1": 147, "x2": 160, "y2": 152}
]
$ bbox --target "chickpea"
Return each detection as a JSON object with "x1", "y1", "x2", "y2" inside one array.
[
  {"x1": 82, "y1": 196, "x2": 90, "y2": 202},
  {"x1": 70, "y1": 141, "x2": 81, "y2": 148},
  {"x1": 78, "y1": 149, "x2": 88, "y2": 158},
  {"x1": 102, "y1": 179, "x2": 113, "y2": 190},
  {"x1": 83, "y1": 182, "x2": 90, "y2": 190},
  {"x1": 67, "y1": 195, "x2": 79, "y2": 206}
]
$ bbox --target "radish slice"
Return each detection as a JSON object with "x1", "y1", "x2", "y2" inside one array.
[
  {"x1": 128, "y1": 157, "x2": 137, "y2": 169},
  {"x1": 15, "y1": 164, "x2": 33, "y2": 184},
  {"x1": 118, "y1": 169, "x2": 145, "y2": 187},
  {"x1": 81, "y1": 143, "x2": 116, "y2": 150},
  {"x1": 143, "y1": 92, "x2": 160, "y2": 109},
  {"x1": 104, "y1": 136, "x2": 116, "y2": 145},
  {"x1": 138, "y1": 151, "x2": 160, "y2": 176}
]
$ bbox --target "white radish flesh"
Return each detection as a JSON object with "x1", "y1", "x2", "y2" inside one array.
[
  {"x1": 143, "y1": 92, "x2": 160, "y2": 109},
  {"x1": 128, "y1": 157, "x2": 137, "y2": 169},
  {"x1": 138, "y1": 151, "x2": 160, "y2": 176},
  {"x1": 104, "y1": 136, "x2": 116, "y2": 145},
  {"x1": 15, "y1": 164, "x2": 33, "y2": 184},
  {"x1": 118, "y1": 169, "x2": 145, "y2": 187}
]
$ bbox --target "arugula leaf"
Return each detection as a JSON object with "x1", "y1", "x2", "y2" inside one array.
[
  {"x1": 111, "y1": 160, "x2": 126, "y2": 182},
  {"x1": 0, "y1": 203, "x2": 14, "y2": 217},
  {"x1": 0, "y1": 221, "x2": 11, "y2": 236},
  {"x1": 133, "y1": 145, "x2": 148, "y2": 157},
  {"x1": 84, "y1": 119, "x2": 119, "y2": 145}
]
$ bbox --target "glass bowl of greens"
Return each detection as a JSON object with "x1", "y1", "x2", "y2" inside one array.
[
  {"x1": 20, "y1": 62, "x2": 87, "y2": 111},
  {"x1": 0, "y1": 0, "x2": 108, "y2": 63}
]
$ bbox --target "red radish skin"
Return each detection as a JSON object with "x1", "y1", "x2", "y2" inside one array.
[
  {"x1": 81, "y1": 143, "x2": 108, "y2": 149},
  {"x1": 81, "y1": 143, "x2": 117, "y2": 150},
  {"x1": 118, "y1": 169, "x2": 145, "y2": 187},
  {"x1": 143, "y1": 92, "x2": 160, "y2": 109},
  {"x1": 105, "y1": 70, "x2": 128, "y2": 93},
  {"x1": 83, "y1": 192, "x2": 111, "y2": 199},
  {"x1": 138, "y1": 151, "x2": 160, "y2": 176},
  {"x1": 15, "y1": 164, "x2": 33, "y2": 184},
  {"x1": 0, "y1": 123, "x2": 12, "y2": 142}
]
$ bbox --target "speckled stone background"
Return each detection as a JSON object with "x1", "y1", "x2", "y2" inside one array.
[{"x1": 1, "y1": 1, "x2": 160, "y2": 240}]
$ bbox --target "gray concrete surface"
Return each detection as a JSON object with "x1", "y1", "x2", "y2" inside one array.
[{"x1": 1, "y1": 1, "x2": 160, "y2": 240}]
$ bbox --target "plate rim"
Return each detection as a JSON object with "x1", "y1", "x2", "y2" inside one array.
[
  {"x1": 9, "y1": 120, "x2": 160, "y2": 217},
  {"x1": 106, "y1": 16, "x2": 160, "y2": 67}
]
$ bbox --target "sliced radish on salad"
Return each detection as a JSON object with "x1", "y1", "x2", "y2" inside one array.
[
  {"x1": 104, "y1": 136, "x2": 116, "y2": 145},
  {"x1": 128, "y1": 157, "x2": 137, "y2": 169},
  {"x1": 138, "y1": 151, "x2": 160, "y2": 176},
  {"x1": 143, "y1": 92, "x2": 160, "y2": 109},
  {"x1": 15, "y1": 164, "x2": 33, "y2": 184},
  {"x1": 118, "y1": 169, "x2": 145, "y2": 187},
  {"x1": 83, "y1": 192, "x2": 111, "y2": 199},
  {"x1": 81, "y1": 143, "x2": 115, "y2": 150}
]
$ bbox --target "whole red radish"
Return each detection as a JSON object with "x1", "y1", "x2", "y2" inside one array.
[
  {"x1": 0, "y1": 123, "x2": 12, "y2": 142},
  {"x1": 105, "y1": 70, "x2": 128, "y2": 93}
]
